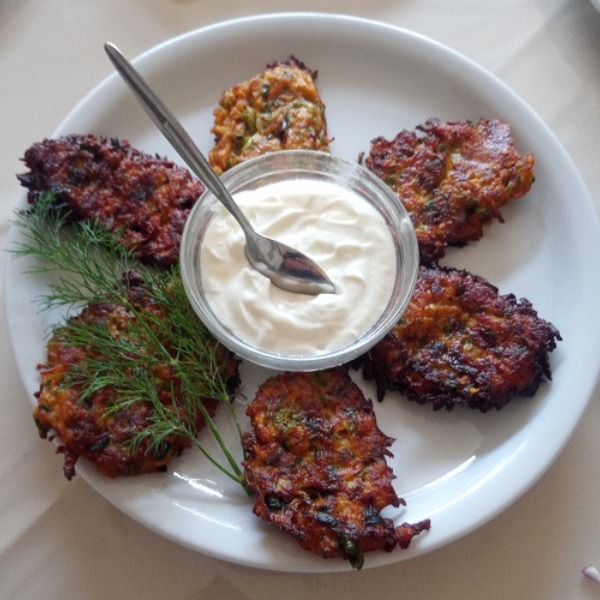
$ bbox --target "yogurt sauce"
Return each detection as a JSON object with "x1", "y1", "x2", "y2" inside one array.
[{"x1": 200, "y1": 178, "x2": 397, "y2": 355}]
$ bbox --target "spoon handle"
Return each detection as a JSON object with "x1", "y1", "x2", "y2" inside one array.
[{"x1": 104, "y1": 42, "x2": 254, "y2": 236}]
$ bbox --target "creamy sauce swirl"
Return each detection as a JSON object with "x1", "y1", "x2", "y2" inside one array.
[{"x1": 200, "y1": 179, "x2": 396, "y2": 355}]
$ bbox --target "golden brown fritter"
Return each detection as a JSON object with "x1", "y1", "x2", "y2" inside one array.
[
  {"x1": 365, "y1": 118, "x2": 535, "y2": 263},
  {"x1": 242, "y1": 368, "x2": 430, "y2": 568},
  {"x1": 362, "y1": 265, "x2": 561, "y2": 412},
  {"x1": 18, "y1": 134, "x2": 203, "y2": 268},
  {"x1": 208, "y1": 57, "x2": 330, "y2": 174},
  {"x1": 34, "y1": 276, "x2": 239, "y2": 480}
]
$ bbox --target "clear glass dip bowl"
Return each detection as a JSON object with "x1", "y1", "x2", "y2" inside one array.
[{"x1": 180, "y1": 150, "x2": 418, "y2": 371}]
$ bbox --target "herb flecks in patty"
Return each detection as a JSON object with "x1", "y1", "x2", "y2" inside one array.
[{"x1": 209, "y1": 57, "x2": 330, "y2": 174}]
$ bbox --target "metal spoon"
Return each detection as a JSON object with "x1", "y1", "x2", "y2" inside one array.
[{"x1": 104, "y1": 42, "x2": 335, "y2": 296}]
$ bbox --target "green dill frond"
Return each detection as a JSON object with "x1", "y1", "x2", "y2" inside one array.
[
  {"x1": 12, "y1": 194, "x2": 247, "y2": 490},
  {"x1": 10, "y1": 194, "x2": 147, "y2": 310}
]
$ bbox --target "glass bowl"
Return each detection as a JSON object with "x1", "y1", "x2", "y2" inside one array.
[{"x1": 180, "y1": 150, "x2": 418, "y2": 371}]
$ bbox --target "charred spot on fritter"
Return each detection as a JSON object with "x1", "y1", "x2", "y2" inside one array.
[
  {"x1": 209, "y1": 57, "x2": 330, "y2": 174},
  {"x1": 242, "y1": 368, "x2": 430, "y2": 568},
  {"x1": 18, "y1": 134, "x2": 203, "y2": 267},
  {"x1": 33, "y1": 278, "x2": 239, "y2": 480},
  {"x1": 362, "y1": 265, "x2": 561, "y2": 412},
  {"x1": 365, "y1": 118, "x2": 535, "y2": 263}
]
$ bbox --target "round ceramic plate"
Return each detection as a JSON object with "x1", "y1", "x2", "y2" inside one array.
[{"x1": 6, "y1": 14, "x2": 600, "y2": 572}]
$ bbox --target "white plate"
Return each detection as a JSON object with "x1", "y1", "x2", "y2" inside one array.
[
  {"x1": 590, "y1": 0, "x2": 600, "y2": 12},
  {"x1": 6, "y1": 14, "x2": 600, "y2": 572}
]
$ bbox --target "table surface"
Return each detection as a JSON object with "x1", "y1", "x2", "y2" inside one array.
[{"x1": 2, "y1": 1, "x2": 600, "y2": 598}]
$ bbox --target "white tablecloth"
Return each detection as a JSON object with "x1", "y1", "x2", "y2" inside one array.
[{"x1": 2, "y1": 2, "x2": 600, "y2": 598}]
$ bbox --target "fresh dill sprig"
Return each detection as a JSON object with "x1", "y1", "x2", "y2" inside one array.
[
  {"x1": 12, "y1": 195, "x2": 247, "y2": 490},
  {"x1": 11, "y1": 193, "x2": 144, "y2": 310}
]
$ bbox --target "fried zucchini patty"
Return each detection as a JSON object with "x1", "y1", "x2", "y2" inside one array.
[
  {"x1": 365, "y1": 118, "x2": 535, "y2": 263},
  {"x1": 34, "y1": 278, "x2": 239, "y2": 480},
  {"x1": 242, "y1": 368, "x2": 430, "y2": 567},
  {"x1": 18, "y1": 134, "x2": 203, "y2": 267},
  {"x1": 208, "y1": 57, "x2": 330, "y2": 174},
  {"x1": 363, "y1": 265, "x2": 561, "y2": 412}
]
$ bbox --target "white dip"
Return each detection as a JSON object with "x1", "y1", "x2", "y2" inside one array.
[{"x1": 200, "y1": 178, "x2": 396, "y2": 355}]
